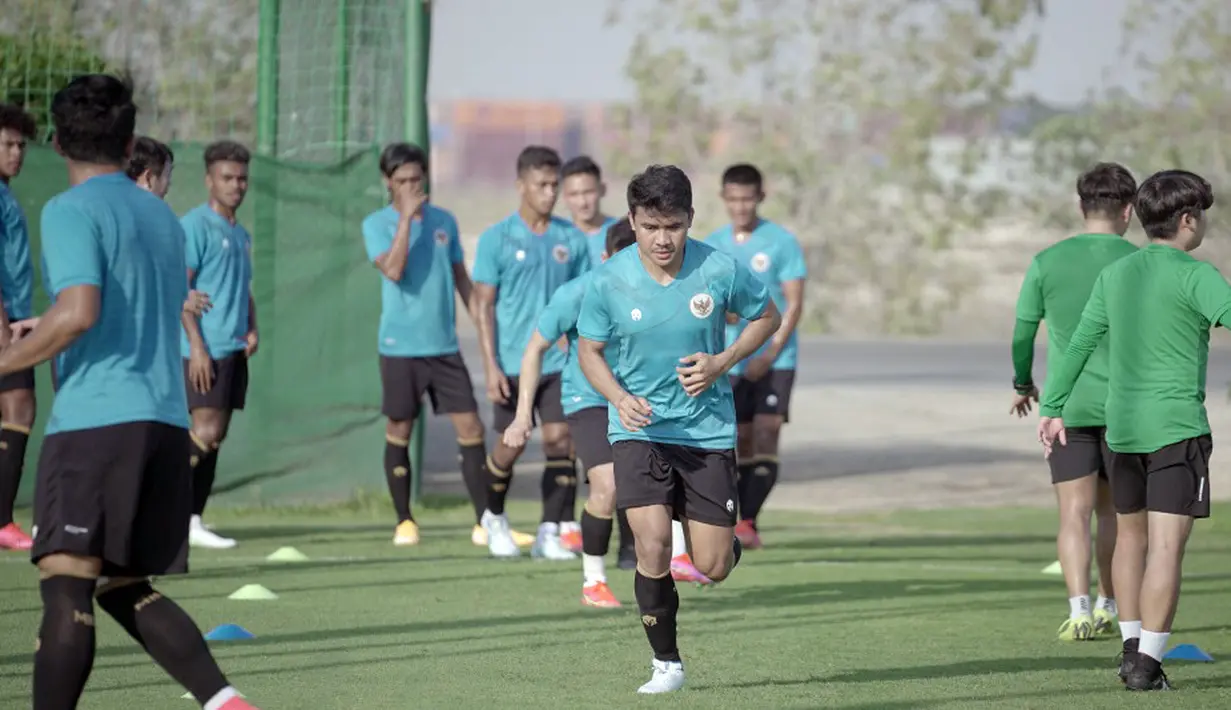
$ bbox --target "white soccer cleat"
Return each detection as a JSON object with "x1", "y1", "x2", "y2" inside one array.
[
  {"x1": 531, "y1": 524, "x2": 577, "y2": 561},
  {"x1": 189, "y1": 515, "x2": 237, "y2": 549},
  {"x1": 637, "y1": 658, "x2": 686, "y2": 694},
  {"x1": 482, "y1": 511, "x2": 521, "y2": 558}
]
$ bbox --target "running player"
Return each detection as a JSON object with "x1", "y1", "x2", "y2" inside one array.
[
  {"x1": 0, "y1": 103, "x2": 36, "y2": 551},
  {"x1": 706, "y1": 163, "x2": 807, "y2": 548},
  {"x1": 1039, "y1": 170, "x2": 1222, "y2": 691},
  {"x1": 472, "y1": 146, "x2": 590, "y2": 559},
  {"x1": 181, "y1": 141, "x2": 258, "y2": 550},
  {"x1": 577, "y1": 164, "x2": 780, "y2": 693},
  {"x1": 363, "y1": 142, "x2": 508, "y2": 547},
  {"x1": 1011, "y1": 162, "x2": 1137, "y2": 641},
  {"x1": 10, "y1": 73, "x2": 255, "y2": 710}
]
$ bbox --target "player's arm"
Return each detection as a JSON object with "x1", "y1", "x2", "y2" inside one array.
[
  {"x1": 761, "y1": 235, "x2": 808, "y2": 361},
  {"x1": 181, "y1": 268, "x2": 208, "y2": 351},
  {"x1": 503, "y1": 328, "x2": 558, "y2": 447},
  {"x1": 1187, "y1": 262, "x2": 1231, "y2": 329},
  {"x1": 1011, "y1": 259, "x2": 1044, "y2": 396},
  {"x1": 471, "y1": 227, "x2": 510, "y2": 402},
  {"x1": 446, "y1": 218, "x2": 475, "y2": 314},
  {"x1": 1038, "y1": 275, "x2": 1109, "y2": 419},
  {"x1": 372, "y1": 211, "x2": 413, "y2": 282},
  {"x1": 181, "y1": 218, "x2": 210, "y2": 356},
  {"x1": 714, "y1": 265, "x2": 781, "y2": 376},
  {"x1": 0, "y1": 205, "x2": 15, "y2": 347},
  {"x1": 245, "y1": 290, "x2": 259, "y2": 356}
]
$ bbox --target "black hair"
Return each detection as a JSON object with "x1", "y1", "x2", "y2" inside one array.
[
  {"x1": 1135, "y1": 170, "x2": 1215, "y2": 241},
  {"x1": 516, "y1": 145, "x2": 561, "y2": 176},
  {"x1": 49, "y1": 74, "x2": 137, "y2": 165},
  {"x1": 562, "y1": 155, "x2": 601, "y2": 181},
  {"x1": 605, "y1": 219, "x2": 636, "y2": 257},
  {"x1": 721, "y1": 163, "x2": 763, "y2": 192},
  {"x1": 379, "y1": 142, "x2": 428, "y2": 177},
  {"x1": 627, "y1": 164, "x2": 693, "y2": 216},
  {"x1": 125, "y1": 135, "x2": 174, "y2": 180},
  {"x1": 203, "y1": 140, "x2": 251, "y2": 169},
  {"x1": 1076, "y1": 162, "x2": 1137, "y2": 217},
  {"x1": 0, "y1": 103, "x2": 36, "y2": 140}
]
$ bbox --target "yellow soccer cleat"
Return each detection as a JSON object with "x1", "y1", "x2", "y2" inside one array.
[
  {"x1": 393, "y1": 520, "x2": 420, "y2": 546},
  {"x1": 1093, "y1": 608, "x2": 1119, "y2": 637},
  {"x1": 1057, "y1": 614, "x2": 1095, "y2": 641},
  {"x1": 471, "y1": 524, "x2": 536, "y2": 548}
]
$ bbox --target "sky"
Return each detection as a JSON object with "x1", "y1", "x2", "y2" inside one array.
[{"x1": 429, "y1": 0, "x2": 1133, "y2": 106}]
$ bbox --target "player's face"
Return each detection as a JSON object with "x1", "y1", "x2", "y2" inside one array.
[
  {"x1": 385, "y1": 161, "x2": 426, "y2": 197},
  {"x1": 562, "y1": 173, "x2": 603, "y2": 223},
  {"x1": 206, "y1": 160, "x2": 249, "y2": 210},
  {"x1": 721, "y1": 182, "x2": 762, "y2": 230},
  {"x1": 631, "y1": 207, "x2": 693, "y2": 268},
  {"x1": 517, "y1": 166, "x2": 559, "y2": 217},
  {"x1": 0, "y1": 128, "x2": 28, "y2": 181}
]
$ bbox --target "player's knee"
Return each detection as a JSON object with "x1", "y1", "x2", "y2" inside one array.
[
  {"x1": 634, "y1": 535, "x2": 672, "y2": 574},
  {"x1": 541, "y1": 434, "x2": 572, "y2": 459},
  {"x1": 386, "y1": 419, "x2": 413, "y2": 442},
  {"x1": 753, "y1": 418, "x2": 782, "y2": 451},
  {"x1": 37, "y1": 553, "x2": 102, "y2": 581},
  {"x1": 1, "y1": 391, "x2": 36, "y2": 428},
  {"x1": 736, "y1": 428, "x2": 755, "y2": 459},
  {"x1": 192, "y1": 422, "x2": 224, "y2": 448},
  {"x1": 695, "y1": 552, "x2": 733, "y2": 582}
]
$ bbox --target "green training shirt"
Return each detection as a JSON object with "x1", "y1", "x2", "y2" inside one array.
[
  {"x1": 1040, "y1": 244, "x2": 1231, "y2": 453},
  {"x1": 1014, "y1": 233, "x2": 1138, "y2": 427}
]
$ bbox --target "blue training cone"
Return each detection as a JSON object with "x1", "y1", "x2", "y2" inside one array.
[
  {"x1": 1163, "y1": 644, "x2": 1214, "y2": 662},
  {"x1": 204, "y1": 624, "x2": 255, "y2": 642}
]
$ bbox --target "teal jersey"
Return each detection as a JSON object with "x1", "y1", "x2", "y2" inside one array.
[
  {"x1": 581, "y1": 216, "x2": 621, "y2": 269},
  {"x1": 363, "y1": 204, "x2": 464, "y2": 357},
  {"x1": 39, "y1": 172, "x2": 190, "y2": 434},
  {"x1": 706, "y1": 220, "x2": 807, "y2": 374},
  {"x1": 0, "y1": 182, "x2": 33, "y2": 319},
  {"x1": 181, "y1": 204, "x2": 253, "y2": 358},
  {"x1": 577, "y1": 240, "x2": 771, "y2": 450},
  {"x1": 535, "y1": 271, "x2": 615, "y2": 416},
  {"x1": 472, "y1": 213, "x2": 591, "y2": 375}
]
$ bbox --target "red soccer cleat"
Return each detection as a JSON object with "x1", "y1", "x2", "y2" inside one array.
[
  {"x1": 0, "y1": 522, "x2": 33, "y2": 551},
  {"x1": 734, "y1": 520, "x2": 762, "y2": 550}
]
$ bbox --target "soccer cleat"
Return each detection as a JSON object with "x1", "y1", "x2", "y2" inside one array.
[
  {"x1": 617, "y1": 545, "x2": 638, "y2": 570},
  {"x1": 637, "y1": 657, "x2": 686, "y2": 694},
  {"x1": 471, "y1": 524, "x2": 536, "y2": 548},
  {"x1": 581, "y1": 581, "x2": 621, "y2": 608},
  {"x1": 1093, "y1": 608, "x2": 1118, "y2": 637},
  {"x1": 481, "y1": 511, "x2": 521, "y2": 558},
  {"x1": 559, "y1": 522, "x2": 583, "y2": 553},
  {"x1": 189, "y1": 516, "x2": 237, "y2": 549},
  {"x1": 1057, "y1": 615, "x2": 1095, "y2": 641},
  {"x1": 0, "y1": 522, "x2": 33, "y2": 551},
  {"x1": 531, "y1": 527, "x2": 577, "y2": 561},
  {"x1": 670, "y1": 553, "x2": 712, "y2": 585},
  {"x1": 393, "y1": 520, "x2": 420, "y2": 546},
  {"x1": 1118, "y1": 638, "x2": 1140, "y2": 683},
  {"x1": 219, "y1": 697, "x2": 260, "y2": 710},
  {"x1": 734, "y1": 519, "x2": 762, "y2": 549},
  {"x1": 1125, "y1": 654, "x2": 1171, "y2": 691}
]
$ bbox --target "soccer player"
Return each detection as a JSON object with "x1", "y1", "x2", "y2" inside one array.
[
  {"x1": 577, "y1": 165, "x2": 780, "y2": 693},
  {"x1": 472, "y1": 145, "x2": 591, "y2": 559},
  {"x1": 1039, "y1": 170, "x2": 1222, "y2": 691},
  {"x1": 180, "y1": 141, "x2": 258, "y2": 550},
  {"x1": 362, "y1": 142, "x2": 499, "y2": 546},
  {"x1": 11, "y1": 73, "x2": 255, "y2": 710},
  {"x1": 706, "y1": 164, "x2": 807, "y2": 549},
  {"x1": 1011, "y1": 162, "x2": 1137, "y2": 641},
  {"x1": 0, "y1": 103, "x2": 36, "y2": 551}
]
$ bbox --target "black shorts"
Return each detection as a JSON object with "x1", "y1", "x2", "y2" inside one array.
[
  {"x1": 731, "y1": 370, "x2": 796, "y2": 424},
  {"x1": 380, "y1": 353, "x2": 479, "y2": 422},
  {"x1": 567, "y1": 406, "x2": 612, "y2": 475},
  {"x1": 31, "y1": 421, "x2": 192, "y2": 577},
  {"x1": 492, "y1": 373, "x2": 565, "y2": 433},
  {"x1": 1048, "y1": 426, "x2": 1111, "y2": 484},
  {"x1": 612, "y1": 439, "x2": 738, "y2": 527},
  {"x1": 184, "y1": 352, "x2": 249, "y2": 411},
  {"x1": 0, "y1": 367, "x2": 34, "y2": 393},
  {"x1": 1108, "y1": 436, "x2": 1212, "y2": 518}
]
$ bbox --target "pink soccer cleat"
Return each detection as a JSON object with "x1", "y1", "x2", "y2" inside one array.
[
  {"x1": 670, "y1": 553, "x2": 712, "y2": 585},
  {"x1": 219, "y1": 696, "x2": 260, "y2": 710},
  {"x1": 734, "y1": 520, "x2": 763, "y2": 550},
  {"x1": 0, "y1": 522, "x2": 33, "y2": 551}
]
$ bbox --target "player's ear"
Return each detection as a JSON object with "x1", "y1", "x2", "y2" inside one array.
[
  {"x1": 1122, "y1": 203, "x2": 1133, "y2": 225},
  {"x1": 686, "y1": 208, "x2": 695, "y2": 230},
  {"x1": 599, "y1": 182, "x2": 607, "y2": 199},
  {"x1": 756, "y1": 189, "x2": 766, "y2": 204}
]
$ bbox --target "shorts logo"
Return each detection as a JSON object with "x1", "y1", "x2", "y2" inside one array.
[
  {"x1": 631, "y1": 308, "x2": 642, "y2": 321},
  {"x1": 64, "y1": 524, "x2": 88, "y2": 535},
  {"x1": 689, "y1": 293, "x2": 715, "y2": 319},
  {"x1": 515, "y1": 249, "x2": 526, "y2": 262},
  {"x1": 766, "y1": 394, "x2": 779, "y2": 407},
  {"x1": 726, "y1": 499, "x2": 735, "y2": 513},
  {"x1": 750, "y1": 252, "x2": 771, "y2": 273},
  {"x1": 434, "y1": 229, "x2": 449, "y2": 246},
  {"x1": 552, "y1": 245, "x2": 570, "y2": 264}
]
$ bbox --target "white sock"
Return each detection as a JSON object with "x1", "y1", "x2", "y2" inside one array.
[
  {"x1": 1121, "y1": 620, "x2": 1142, "y2": 642},
  {"x1": 582, "y1": 554, "x2": 606, "y2": 586},
  {"x1": 1139, "y1": 629, "x2": 1170, "y2": 662},
  {"x1": 1068, "y1": 594, "x2": 1091, "y2": 618},
  {"x1": 190, "y1": 514, "x2": 204, "y2": 529},
  {"x1": 671, "y1": 520, "x2": 687, "y2": 557},
  {"x1": 203, "y1": 686, "x2": 238, "y2": 710},
  {"x1": 1095, "y1": 596, "x2": 1117, "y2": 616},
  {"x1": 538, "y1": 522, "x2": 558, "y2": 538}
]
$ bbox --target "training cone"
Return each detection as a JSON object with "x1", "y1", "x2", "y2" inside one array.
[
  {"x1": 1041, "y1": 561, "x2": 1063, "y2": 575},
  {"x1": 228, "y1": 584, "x2": 278, "y2": 601},
  {"x1": 266, "y1": 546, "x2": 309, "y2": 562},
  {"x1": 1163, "y1": 644, "x2": 1215, "y2": 662},
  {"x1": 203, "y1": 623, "x2": 255, "y2": 641}
]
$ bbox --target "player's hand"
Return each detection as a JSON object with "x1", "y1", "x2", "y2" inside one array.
[
  {"x1": 9, "y1": 318, "x2": 38, "y2": 339},
  {"x1": 393, "y1": 182, "x2": 428, "y2": 218},
  {"x1": 244, "y1": 330, "x2": 259, "y2": 358},
  {"x1": 502, "y1": 415, "x2": 533, "y2": 449},
  {"x1": 676, "y1": 352, "x2": 727, "y2": 397},
  {"x1": 616, "y1": 393, "x2": 652, "y2": 431},
  {"x1": 1009, "y1": 386, "x2": 1039, "y2": 418},
  {"x1": 188, "y1": 347, "x2": 214, "y2": 395},
  {"x1": 742, "y1": 353, "x2": 773, "y2": 383},
  {"x1": 1037, "y1": 416, "x2": 1067, "y2": 459},
  {"x1": 183, "y1": 290, "x2": 212, "y2": 317},
  {"x1": 725, "y1": 312, "x2": 740, "y2": 325},
  {"x1": 0, "y1": 324, "x2": 11, "y2": 350},
  {"x1": 486, "y1": 368, "x2": 511, "y2": 404}
]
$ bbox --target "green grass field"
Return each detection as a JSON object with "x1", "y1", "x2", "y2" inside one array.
[{"x1": 2, "y1": 500, "x2": 1231, "y2": 709}]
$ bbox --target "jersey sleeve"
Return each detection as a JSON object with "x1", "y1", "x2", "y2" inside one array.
[
  {"x1": 182, "y1": 214, "x2": 208, "y2": 273},
  {"x1": 726, "y1": 261, "x2": 771, "y2": 320},
  {"x1": 777, "y1": 232, "x2": 808, "y2": 281},
  {"x1": 40, "y1": 200, "x2": 104, "y2": 294},
  {"x1": 536, "y1": 288, "x2": 574, "y2": 343},
  {"x1": 577, "y1": 277, "x2": 613, "y2": 343},
  {"x1": 1186, "y1": 262, "x2": 1231, "y2": 327},
  {"x1": 361, "y1": 216, "x2": 391, "y2": 264},
  {"x1": 1014, "y1": 259, "x2": 1044, "y2": 323},
  {"x1": 1038, "y1": 274, "x2": 1109, "y2": 417},
  {"x1": 471, "y1": 224, "x2": 502, "y2": 286},
  {"x1": 446, "y1": 214, "x2": 464, "y2": 264}
]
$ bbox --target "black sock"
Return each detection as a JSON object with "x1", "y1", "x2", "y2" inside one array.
[
  {"x1": 581, "y1": 508, "x2": 614, "y2": 557},
  {"x1": 735, "y1": 460, "x2": 756, "y2": 521},
  {"x1": 634, "y1": 571, "x2": 681, "y2": 662},
  {"x1": 743, "y1": 458, "x2": 778, "y2": 524},
  {"x1": 0, "y1": 425, "x2": 29, "y2": 525},
  {"x1": 384, "y1": 435, "x2": 413, "y2": 523},
  {"x1": 540, "y1": 455, "x2": 573, "y2": 524},
  {"x1": 617, "y1": 509, "x2": 635, "y2": 550},
  {"x1": 97, "y1": 582, "x2": 229, "y2": 704},
  {"x1": 485, "y1": 455, "x2": 513, "y2": 515},
  {"x1": 732, "y1": 536, "x2": 743, "y2": 570},
  {"x1": 561, "y1": 458, "x2": 579, "y2": 523},
  {"x1": 190, "y1": 435, "x2": 218, "y2": 517},
  {"x1": 34, "y1": 576, "x2": 98, "y2": 710},
  {"x1": 458, "y1": 438, "x2": 489, "y2": 523}
]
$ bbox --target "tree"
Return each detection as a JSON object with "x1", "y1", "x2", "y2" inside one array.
[{"x1": 607, "y1": 0, "x2": 1044, "y2": 335}]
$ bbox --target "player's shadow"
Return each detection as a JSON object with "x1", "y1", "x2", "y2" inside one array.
[
  {"x1": 771, "y1": 441, "x2": 1041, "y2": 482},
  {"x1": 685, "y1": 576, "x2": 1059, "y2": 611}
]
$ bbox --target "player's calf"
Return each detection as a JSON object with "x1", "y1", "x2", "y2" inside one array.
[{"x1": 33, "y1": 572, "x2": 98, "y2": 709}]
